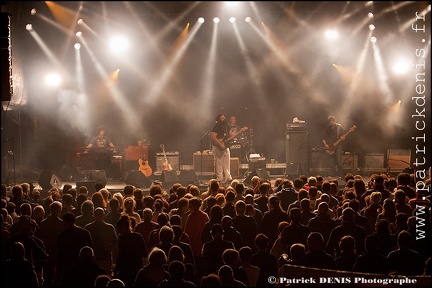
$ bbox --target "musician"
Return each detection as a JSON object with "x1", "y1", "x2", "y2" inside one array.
[
  {"x1": 211, "y1": 114, "x2": 233, "y2": 183},
  {"x1": 86, "y1": 126, "x2": 115, "y2": 172},
  {"x1": 322, "y1": 116, "x2": 345, "y2": 175},
  {"x1": 87, "y1": 126, "x2": 115, "y2": 149}
]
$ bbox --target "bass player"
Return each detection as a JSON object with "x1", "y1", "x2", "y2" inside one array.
[
  {"x1": 211, "y1": 114, "x2": 247, "y2": 183},
  {"x1": 322, "y1": 115, "x2": 345, "y2": 176}
]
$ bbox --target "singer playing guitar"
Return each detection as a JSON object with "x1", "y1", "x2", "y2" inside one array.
[
  {"x1": 322, "y1": 115, "x2": 345, "y2": 176},
  {"x1": 211, "y1": 114, "x2": 248, "y2": 183}
]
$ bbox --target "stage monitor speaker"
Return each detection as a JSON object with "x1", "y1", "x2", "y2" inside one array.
[
  {"x1": 124, "y1": 171, "x2": 152, "y2": 188},
  {"x1": 286, "y1": 132, "x2": 309, "y2": 176},
  {"x1": 38, "y1": 170, "x2": 62, "y2": 191},
  {"x1": 88, "y1": 170, "x2": 107, "y2": 186},
  {"x1": 58, "y1": 165, "x2": 79, "y2": 182},
  {"x1": 76, "y1": 181, "x2": 96, "y2": 195},
  {"x1": 286, "y1": 163, "x2": 301, "y2": 179},
  {"x1": 161, "y1": 170, "x2": 179, "y2": 188},
  {"x1": 244, "y1": 168, "x2": 270, "y2": 186},
  {"x1": 179, "y1": 170, "x2": 200, "y2": 186}
]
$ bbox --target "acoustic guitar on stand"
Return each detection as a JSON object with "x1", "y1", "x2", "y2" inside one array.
[
  {"x1": 160, "y1": 144, "x2": 173, "y2": 171},
  {"x1": 324, "y1": 125, "x2": 357, "y2": 155},
  {"x1": 137, "y1": 140, "x2": 152, "y2": 177}
]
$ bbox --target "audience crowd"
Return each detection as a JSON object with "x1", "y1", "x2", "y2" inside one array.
[{"x1": 1, "y1": 171, "x2": 431, "y2": 287}]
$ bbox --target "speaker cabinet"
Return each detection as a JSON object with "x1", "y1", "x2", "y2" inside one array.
[
  {"x1": 156, "y1": 152, "x2": 179, "y2": 173},
  {"x1": 364, "y1": 153, "x2": 385, "y2": 173},
  {"x1": 244, "y1": 168, "x2": 270, "y2": 186},
  {"x1": 38, "y1": 171, "x2": 62, "y2": 191},
  {"x1": 286, "y1": 132, "x2": 309, "y2": 175},
  {"x1": 179, "y1": 170, "x2": 200, "y2": 186},
  {"x1": 193, "y1": 152, "x2": 215, "y2": 176},
  {"x1": 387, "y1": 149, "x2": 411, "y2": 173},
  {"x1": 342, "y1": 153, "x2": 358, "y2": 173},
  {"x1": 76, "y1": 181, "x2": 96, "y2": 195},
  {"x1": 124, "y1": 171, "x2": 152, "y2": 188},
  {"x1": 88, "y1": 170, "x2": 107, "y2": 186}
]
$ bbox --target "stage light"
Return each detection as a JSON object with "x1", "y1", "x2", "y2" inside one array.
[
  {"x1": 392, "y1": 60, "x2": 410, "y2": 75},
  {"x1": 110, "y1": 36, "x2": 129, "y2": 52},
  {"x1": 74, "y1": 43, "x2": 81, "y2": 50},
  {"x1": 369, "y1": 24, "x2": 375, "y2": 31},
  {"x1": 76, "y1": 31, "x2": 82, "y2": 37},
  {"x1": 77, "y1": 19, "x2": 83, "y2": 25},
  {"x1": 370, "y1": 36, "x2": 377, "y2": 43},
  {"x1": 45, "y1": 73, "x2": 62, "y2": 87},
  {"x1": 368, "y1": 12, "x2": 374, "y2": 19},
  {"x1": 324, "y1": 29, "x2": 339, "y2": 40},
  {"x1": 30, "y1": 8, "x2": 37, "y2": 15},
  {"x1": 213, "y1": 17, "x2": 220, "y2": 24},
  {"x1": 229, "y1": 17, "x2": 236, "y2": 23},
  {"x1": 198, "y1": 17, "x2": 205, "y2": 23},
  {"x1": 245, "y1": 17, "x2": 251, "y2": 23},
  {"x1": 26, "y1": 24, "x2": 33, "y2": 31}
]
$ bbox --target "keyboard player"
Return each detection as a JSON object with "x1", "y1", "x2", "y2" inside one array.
[{"x1": 85, "y1": 126, "x2": 116, "y2": 172}]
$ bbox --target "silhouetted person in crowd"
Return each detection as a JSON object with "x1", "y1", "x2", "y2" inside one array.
[
  {"x1": 114, "y1": 215, "x2": 148, "y2": 287},
  {"x1": 232, "y1": 200, "x2": 258, "y2": 251},
  {"x1": 353, "y1": 234, "x2": 389, "y2": 274},
  {"x1": 281, "y1": 207, "x2": 310, "y2": 258},
  {"x1": 221, "y1": 215, "x2": 243, "y2": 251},
  {"x1": 56, "y1": 212, "x2": 92, "y2": 284},
  {"x1": 326, "y1": 207, "x2": 367, "y2": 258},
  {"x1": 259, "y1": 196, "x2": 290, "y2": 250},
  {"x1": 60, "y1": 246, "x2": 107, "y2": 287},
  {"x1": 218, "y1": 265, "x2": 247, "y2": 287},
  {"x1": 158, "y1": 260, "x2": 197, "y2": 287},
  {"x1": 202, "y1": 223, "x2": 235, "y2": 274},
  {"x1": 85, "y1": 207, "x2": 118, "y2": 274},
  {"x1": 297, "y1": 232, "x2": 336, "y2": 270},
  {"x1": 39, "y1": 200, "x2": 64, "y2": 286},
  {"x1": 133, "y1": 247, "x2": 170, "y2": 287},
  {"x1": 387, "y1": 230, "x2": 425, "y2": 276},
  {"x1": 250, "y1": 233, "x2": 278, "y2": 287},
  {"x1": 307, "y1": 202, "x2": 337, "y2": 245},
  {"x1": 3, "y1": 241, "x2": 39, "y2": 287},
  {"x1": 335, "y1": 235, "x2": 358, "y2": 271}
]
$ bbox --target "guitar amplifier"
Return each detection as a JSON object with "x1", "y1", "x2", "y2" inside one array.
[{"x1": 156, "y1": 152, "x2": 179, "y2": 173}]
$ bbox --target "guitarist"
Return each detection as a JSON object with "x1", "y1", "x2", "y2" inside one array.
[
  {"x1": 211, "y1": 114, "x2": 234, "y2": 183},
  {"x1": 322, "y1": 116, "x2": 345, "y2": 176}
]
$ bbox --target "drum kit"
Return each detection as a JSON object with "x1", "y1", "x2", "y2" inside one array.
[{"x1": 229, "y1": 129, "x2": 254, "y2": 163}]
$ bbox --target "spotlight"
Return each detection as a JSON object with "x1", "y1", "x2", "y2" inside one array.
[
  {"x1": 324, "y1": 29, "x2": 339, "y2": 40},
  {"x1": 198, "y1": 17, "x2": 204, "y2": 23},
  {"x1": 76, "y1": 31, "x2": 82, "y2": 37},
  {"x1": 74, "y1": 43, "x2": 81, "y2": 50},
  {"x1": 245, "y1": 17, "x2": 251, "y2": 23},
  {"x1": 370, "y1": 36, "x2": 377, "y2": 43},
  {"x1": 368, "y1": 12, "x2": 374, "y2": 19},
  {"x1": 369, "y1": 24, "x2": 375, "y2": 31},
  {"x1": 26, "y1": 24, "x2": 33, "y2": 31},
  {"x1": 30, "y1": 8, "x2": 37, "y2": 15},
  {"x1": 77, "y1": 19, "x2": 84, "y2": 25},
  {"x1": 229, "y1": 17, "x2": 236, "y2": 23},
  {"x1": 45, "y1": 73, "x2": 62, "y2": 87},
  {"x1": 110, "y1": 36, "x2": 129, "y2": 52},
  {"x1": 213, "y1": 17, "x2": 220, "y2": 23}
]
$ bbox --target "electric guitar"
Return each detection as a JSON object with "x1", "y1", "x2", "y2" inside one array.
[
  {"x1": 325, "y1": 125, "x2": 357, "y2": 155},
  {"x1": 216, "y1": 127, "x2": 248, "y2": 151},
  {"x1": 160, "y1": 144, "x2": 173, "y2": 171},
  {"x1": 137, "y1": 140, "x2": 152, "y2": 177}
]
